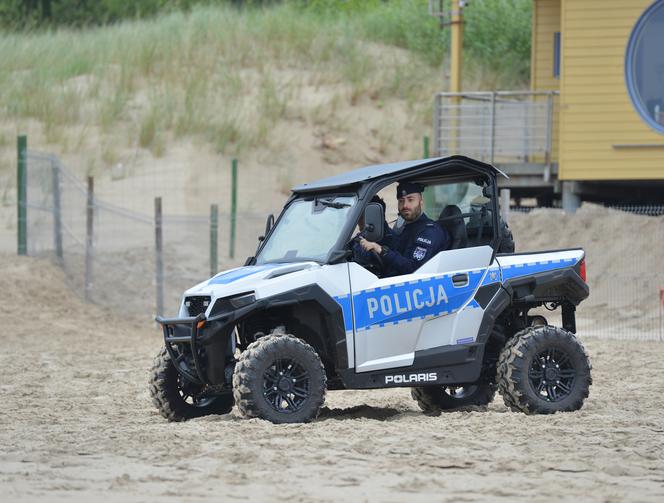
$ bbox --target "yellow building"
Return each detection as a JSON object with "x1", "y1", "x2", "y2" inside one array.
[
  {"x1": 435, "y1": 0, "x2": 664, "y2": 207},
  {"x1": 534, "y1": 0, "x2": 664, "y2": 207}
]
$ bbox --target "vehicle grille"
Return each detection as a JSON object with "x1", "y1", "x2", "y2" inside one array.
[{"x1": 185, "y1": 296, "x2": 211, "y2": 316}]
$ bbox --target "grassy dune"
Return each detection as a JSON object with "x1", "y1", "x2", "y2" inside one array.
[{"x1": 0, "y1": 1, "x2": 530, "y2": 162}]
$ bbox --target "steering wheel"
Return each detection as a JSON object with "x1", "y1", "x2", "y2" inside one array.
[
  {"x1": 350, "y1": 238, "x2": 384, "y2": 275},
  {"x1": 371, "y1": 250, "x2": 384, "y2": 270}
]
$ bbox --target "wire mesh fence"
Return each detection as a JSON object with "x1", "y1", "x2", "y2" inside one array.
[
  {"x1": 506, "y1": 204, "x2": 664, "y2": 342},
  {"x1": 21, "y1": 150, "x2": 664, "y2": 341},
  {"x1": 24, "y1": 151, "x2": 266, "y2": 318}
]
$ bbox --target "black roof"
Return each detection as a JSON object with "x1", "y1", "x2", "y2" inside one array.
[{"x1": 292, "y1": 155, "x2": 507, "y2": 193}]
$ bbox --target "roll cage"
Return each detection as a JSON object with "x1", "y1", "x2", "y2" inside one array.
[{"x1": 248, "y1": 156, "x2": 506, "y2": 266}]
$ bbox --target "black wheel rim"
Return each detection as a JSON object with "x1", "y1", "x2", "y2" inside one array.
[
  {"x1": 528, "y1": 347, "x2": 576, "y2": 402},
  {"x1": 177, "y1": 374, "x2": 216, "y2": 407},
  {"x1": 263, "y1": 358, "x2": 310, "y2": 414},
  {"x1": 443, "y1": 385, "x2": 478, "y2": 399}
]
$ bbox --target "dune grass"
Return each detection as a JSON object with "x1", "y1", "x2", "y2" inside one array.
[{"x1": 0, "y1": 1, "x2": 531, "y2": 160}]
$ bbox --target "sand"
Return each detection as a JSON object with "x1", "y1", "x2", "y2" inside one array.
[{"x1": 1, "y1": 253, "x2": 664, "y2": 502}]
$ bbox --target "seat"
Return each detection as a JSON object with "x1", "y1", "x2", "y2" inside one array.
[{"x1": 438, "y1": 205, "x2": 468, "y2": 250}]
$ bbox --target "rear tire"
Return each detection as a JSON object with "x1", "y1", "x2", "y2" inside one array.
[
  {"x1": 412, "y1": 325, "x2": 503, "y2": 414},
  {"x1": 411, "y1": 381, "x2": 496, "y2": 414},
  {"x1": 497, "y1": 220, "x2": 515, "y2": 253},
  {"x1": 233, "y1": 334, "x2": 326, "y2": 424},
  {"x1": 497, "y1": 326, "x2": 592, "y2": 414},
  {"x1": 149, "y1": 347, "x2": 234, "y2": 421}
]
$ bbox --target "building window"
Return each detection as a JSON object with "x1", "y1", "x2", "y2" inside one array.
[
  {"x1": 625, "y1": 0, "x2": 664, "y2": 134},
  {"x1": 553, "y1": 32, "x2": 560, "y2": 79}
]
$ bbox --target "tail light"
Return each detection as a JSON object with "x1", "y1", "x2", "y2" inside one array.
[{"x1": 579, "y1": 258, "x2": 587, "y2": 282}]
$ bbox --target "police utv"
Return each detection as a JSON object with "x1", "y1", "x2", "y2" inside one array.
[{"x1": 150, "y1": 156, "x2": 591, "y2": 424}]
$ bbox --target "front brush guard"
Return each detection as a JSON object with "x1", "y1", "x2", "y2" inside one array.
[{"x1": 156, "y1": 313, "x2": 210, "y2": 385}]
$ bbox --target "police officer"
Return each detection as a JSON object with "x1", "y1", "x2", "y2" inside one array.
[{"x1": 360, "y1": 182, "x2": 449, "y2": 277}]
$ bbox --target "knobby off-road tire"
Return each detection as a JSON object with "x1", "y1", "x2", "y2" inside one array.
[
  {"x1": 411, "y1": 324, "x2": 505, "y2": 414},
  {"x1": 497, "y1": 220, "x2": 515, "y2": 254},
  {"x1": 149, "y1": 347, "x2": 234, "y2": 421},
  {"x1": 411, "y1": 357, "x2": 498, "y2": 414},
  {"x1": 233, "y1": 334, "x2": 326, "y2": 424},
  {"x1": 497, "y1": 326, "x2": 592, "y2": 414},
  {"x1": 411, "y1": 380, "x2": 497, "y2": 414}
]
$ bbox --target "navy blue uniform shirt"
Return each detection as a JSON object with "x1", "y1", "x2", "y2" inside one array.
[{"x1": 382, "y1": 213, "x2": 449, "y2": 277}]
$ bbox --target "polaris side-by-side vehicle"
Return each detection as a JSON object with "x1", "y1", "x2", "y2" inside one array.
[{"x1": 150, "y1": 156, "x2": 591, "y2": 423}]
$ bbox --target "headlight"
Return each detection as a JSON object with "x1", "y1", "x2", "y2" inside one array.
[{"x1": 228, "y1": 292, "x2": 256, "y2": 309}]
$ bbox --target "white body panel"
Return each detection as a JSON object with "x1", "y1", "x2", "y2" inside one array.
[
  {"x1": 497, "y1": 249, "x2": 584, "y2": 282},
  {"x1": 496, "y1": 249, "x2": 583, "y2": 268},
  {"x1": 176, "y1": 247, "x2": 584, "y2": 376},
  {"x1": 416, "y1": 304, "x2": 486, "y2": 351},
  {"x1": 181, "y1": 262, "x2": 355, "y2": 367},
  {"x1": 348, "y1": 246, "x2": 495, "y2": 372}
]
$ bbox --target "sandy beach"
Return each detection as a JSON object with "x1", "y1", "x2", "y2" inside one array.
[{"x1": 1, "y1": 254, "x2": 663, "y2": 502}]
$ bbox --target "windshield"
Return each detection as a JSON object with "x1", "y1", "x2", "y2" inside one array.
[{"x1": 256, "y1": 195, "x2": 357, "y2": 264}]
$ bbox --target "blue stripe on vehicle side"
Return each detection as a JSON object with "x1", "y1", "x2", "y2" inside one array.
[
  {"x1": 346, "y1": 270, "x2": 485, "y2": 332},
  {"x1": 481, "y1": 266, "x2": 502, "y2": 285},
  {"x1": 207, "y1": 263, "x2": 285, "y2": 285},
  {"x1": 333, "y1": 258, "x2": 579, "y2": 335},
  {"x1": 500, "y1": 258, "x2": 578, "y2": 281},
  {"x1": 334, "y1": 295, "x2": 354, "y2": 333},
  {"x1": 467, "y1": 299, "x2": 481, "y2": 309}
]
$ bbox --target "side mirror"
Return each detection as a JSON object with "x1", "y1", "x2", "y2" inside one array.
[{"x1": 363, "y1": 202, "x2": 384, "y2": 243}]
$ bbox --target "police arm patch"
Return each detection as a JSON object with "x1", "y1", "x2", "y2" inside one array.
[{"x1": 413, "y1": 246, "x2": 427, "y2": 261}]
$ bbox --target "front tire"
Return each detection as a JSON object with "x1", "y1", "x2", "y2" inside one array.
[
  {"x1": 233, "y1": 334, "x2": 327, "y2": 424},
  {"x1": 149, "y1": 347, "x2": 234, "y2": 421},
  {"x1": 497, "y1": 326, "x2": 592, "y2": 414}
]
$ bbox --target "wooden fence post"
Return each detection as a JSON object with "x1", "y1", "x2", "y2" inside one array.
[
  {"x1": 210, "y1": 203, "x2": 218, "y2": 277},
  {"x1": 85, "y1": 176, "x2": 94, "y2": 301},
  {"x1": 51, "y1": 157, "x2": 63, "y2": 264},
  {"x1": 17, "y1": 135, "x2": 27, "y2": 255},
  {"x1": 500, "y1": 188, "x2": 511, "y2": 224},
  {"x1": 155, "y1": 197, "x2": 164, "y2": 318}
]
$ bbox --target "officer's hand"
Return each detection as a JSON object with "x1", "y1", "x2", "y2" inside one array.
[{"x1": 359, "y1": 237, "x2": 381, "y2": 254}]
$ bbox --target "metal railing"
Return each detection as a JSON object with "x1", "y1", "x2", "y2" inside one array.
[{"x1": 434, "y1": 90, "x2": 559, "y2": 177}]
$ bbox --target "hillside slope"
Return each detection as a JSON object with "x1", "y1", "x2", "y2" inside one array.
[{"x1": 0, "y1": 3, "x2": 530, "y2": 223}]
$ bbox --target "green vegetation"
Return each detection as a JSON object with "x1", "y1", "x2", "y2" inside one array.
[
  {"x1": 465, "y1": 0, "x2": 532, "y2": 80},
  {"x1": 297, "y1": 0, "x2": 532, "y2": 74},
  {"x1": 0, "y1": 1, "x2": 531, "y2": 158},
  {"x1": 0, "y1": 0, "x2": 277, "y2": 28}
]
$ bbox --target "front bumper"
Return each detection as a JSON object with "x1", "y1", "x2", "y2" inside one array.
[
  {"x1": 157, "y1": 283, "x2": 350, "y2": 387},
  {"x1": 156, "y1": 300, "x2": 259, "y2": 386},
  {"x1": 157, "y1": 313, "x2": 211, "y2": 385}
]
